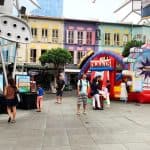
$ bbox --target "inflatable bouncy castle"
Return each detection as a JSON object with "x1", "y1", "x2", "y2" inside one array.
[
  {"x1": 78, "y1": 50, "x2": 128, "y2": 99},
  {"x1": 78, "y1": 48, "x2": 150, "y2": 103},
  {"x1": 123, "y1": 47, "x2": 150, "y2": 103}
]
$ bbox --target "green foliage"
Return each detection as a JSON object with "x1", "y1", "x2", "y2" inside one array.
[
  {"x1": 39, "y1": 47, "x2": 72, "y2": 68},
  {"x1": 122, "y1": 40, "x2": 143, "y2": 57}
]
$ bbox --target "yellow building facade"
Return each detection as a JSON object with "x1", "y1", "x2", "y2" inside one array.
[{"x1": 17, "y1": 16, "x2": 64, "y2": 65}]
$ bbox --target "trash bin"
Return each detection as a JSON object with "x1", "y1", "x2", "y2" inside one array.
[
  {"x1": 0, "y1": 95, "x2": 7, "y2": 114},
  {"x1": 18, "y1": 92, "x2": 37, "y2": 110}
]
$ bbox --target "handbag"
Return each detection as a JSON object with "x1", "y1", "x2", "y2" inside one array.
[{"x1": 16, "y1": 93, "x2": 21, "y2": 103}]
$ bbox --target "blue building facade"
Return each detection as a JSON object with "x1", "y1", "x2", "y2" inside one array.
[{"x1": 31, "y1": 0, "x2": 63, "y2": 17}]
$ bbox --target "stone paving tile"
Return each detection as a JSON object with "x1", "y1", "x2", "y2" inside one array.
[
  {"x1": 71, "y1": 145, "x2": 101, "y2": 150},
  {"x1": 99, "y1": 144, "x2": 127, "y2": 150},
  {"x1": 42, "y1": 146, "x2": 71, "y2": 150},
  {"x1": 91, "y1": 134, "x2": 121, "y2": 144},
  {"x1": 0, "y1": 92, "x2": 150, "y2": 150},
  {"x1": 67, "y1": 128, "x2": 89, "y2": 136},
  {"x1": 0, "y1": 147, "x2": 13, "y2": 150},
  {"x1": 13, "y1": 148, "x2": 41, "y2": 150},
  {"x1": 124, "y1": 143, "x2": 150, "y2": 150},
  {"x1": 16, "y1": 136, "x2": 43, "y2": 148},
  {"x1": 68, "y1": 135, "x2": 96, "y2": 146},
  {"x1": 42, "y1": 135, "x2": 70, "y2": 147},
  {"x1": 44, "y1": 128, "x2": 67, "y2": 136}
]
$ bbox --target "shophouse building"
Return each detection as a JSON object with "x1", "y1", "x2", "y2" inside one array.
[
  {"x1": 17, "y1": 16, "x2": 64, "y2": 66},
  {"x1": 98, "y1": 22, "x2": 150, "y2": 54},
  {"x1": 63, "y1": 19, "x2": 100, "y2": 85},
  {"x1": 132, "y1": 25, "x2": 150, "y2": 43}
]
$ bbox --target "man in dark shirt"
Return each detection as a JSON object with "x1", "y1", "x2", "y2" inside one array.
[{"x1": 55, "y1": 74, "x2": 65, "y2": 104}]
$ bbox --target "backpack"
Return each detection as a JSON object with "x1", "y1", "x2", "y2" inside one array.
[{"x1": 79, "y1": 79, "x2": 89, "y2": 91}]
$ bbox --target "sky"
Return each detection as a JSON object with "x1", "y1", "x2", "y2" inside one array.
[
  {"x1": 63, "y1": 0, "x2": 142, "y2": 23},
  {"x1": 63, "y1": 0, "x2": 121, "y2": 21},
  {"x1": 18, "y1": 0, "x2": 143, "y2": 24}
]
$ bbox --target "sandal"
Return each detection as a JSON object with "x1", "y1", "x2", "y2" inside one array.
[
  {"x1": 8, "y1": 117, "x2": 11, "y2": 123},
  {"x1": 11, "y1": 120, "x2": 16, "y2": 123}
]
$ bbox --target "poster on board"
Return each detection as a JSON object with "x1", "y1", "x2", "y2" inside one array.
[
  {"x1": 132, "y1": 77, "x2": 143, "y2": 92},
  {"x1": 16, "y1": 75, "x2": 30, "y2": 93}
]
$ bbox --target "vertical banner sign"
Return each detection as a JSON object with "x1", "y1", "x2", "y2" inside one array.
[{"x1": 141, "y1": 0, "x2": 150, "y2": 18}]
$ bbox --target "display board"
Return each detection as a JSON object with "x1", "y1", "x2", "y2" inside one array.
[{"x1": 16, "y1": 75, "x2": 30, "y2": 93}]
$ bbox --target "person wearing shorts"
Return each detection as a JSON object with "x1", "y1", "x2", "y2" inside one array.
[
  {"x1": 77, "y1": 73, "x2": 90, "y2": 115},
  {"x1": 55, "y1": 74, "x2": 65, "y2": 104}
]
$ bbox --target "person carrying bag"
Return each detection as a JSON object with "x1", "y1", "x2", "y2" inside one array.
[{"x1": 4, "y1": 78, "x2": 18, "y2": 123}]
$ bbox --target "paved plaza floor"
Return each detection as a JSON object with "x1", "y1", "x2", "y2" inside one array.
[{"x1": 0, "y1": 91, "x2": 150, "y2": 150}]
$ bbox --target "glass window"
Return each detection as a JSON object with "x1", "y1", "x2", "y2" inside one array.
[
  {"x1": 105, "y1": 33, "x2": 110, "y2": 45},
  {"x1": 123, "y1": 34, "x2": 129, "y2": 45},
  {"x1": 68, "y1": 30, "x2": 74, "y2": 44},
  {"x1": 41, "y1": 49, "x2": 47, "y2": 55},
  {"x1": 86, "y1": 32, "x2": 92, "y2": 45},
  {"x1": 77, "y1": 31, "x2": 83, "y2": 45},
  {"x1": 52, "y1": 29, "x2": 59, "y2": 43},
  {"x1": 114, "y1": 33, "x2": 120, "y2": 46},
  {"x1": 69, "y1": 51, "x2": 74, "y2": 63},
  {"x1": 42, "y1": 28, "x2": 48, "y2": 37},
  {"x1": 31, "y1": 28, "x2": 37, "y2": 37},
  {"x1": 96, "y1": 29, "x2": 101, "y2": 40},
  {"x1": 30, "y1": 49, "x2": 36, "y2": 62},
  {"x1": 77, "y1": 51, "x2": 85, "y2": 63}
]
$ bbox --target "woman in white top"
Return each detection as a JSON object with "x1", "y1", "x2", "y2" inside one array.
[{"x1": 120, "y1": 80, "x2": 128, "y2": 103}]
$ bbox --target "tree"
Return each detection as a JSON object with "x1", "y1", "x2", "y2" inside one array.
[
  {"x1": 122, "y1": 40, "x2": 143, "y2": 57},
  {"x1": 39, "y1": 48, "x2": 72, "y2": 76}
]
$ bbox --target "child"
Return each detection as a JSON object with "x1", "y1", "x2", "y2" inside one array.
[
  {"x1": 102, "y1": 86, "x2": 110, "y2": 107},
  {"x1": 36, "y1": 84, "x2": 44, "y2": 112},
  {"x1": 120, "y1": 79, "x2": 128, "y2": 103}
]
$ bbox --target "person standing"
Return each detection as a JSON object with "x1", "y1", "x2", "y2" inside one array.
[
  {"x1": 105, "y1": 80, "x2": 111, "y2": 107},
  {"x1": 55, "y1": 74, "x2": 65, "y2": 104},
  {"x1": 120, "y1": 79, "x2": 128, "y2": 103},
  {"x1": 97, "y1": 75, "x2": 104, "y2": 109},
  {"x1": 91, "y1": 77, "x2": 103, "y2": 110},
  {"x1": 4, "y1": 78, "x2": 18, "y2": 123},
  {"x1": 77, "y1": 73, "x2": 90, "y2": 115},
  {"x1": 36, "y1": 84, "x2": 44, "y2": 112}
]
